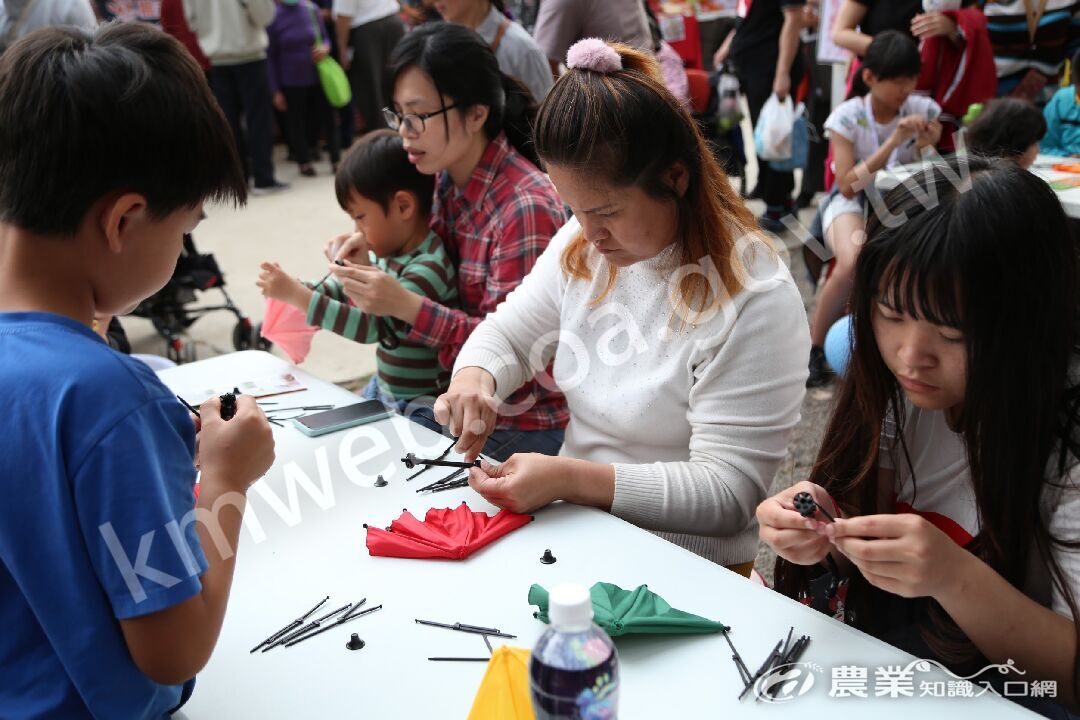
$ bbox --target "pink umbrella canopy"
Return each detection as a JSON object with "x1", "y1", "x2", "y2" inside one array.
[
  {"x1": 365, "y1": 503, "x2": 533, "y2": 560},
  {"x1": 260, "y1": 297, "x2": 317, "y2": 364}
]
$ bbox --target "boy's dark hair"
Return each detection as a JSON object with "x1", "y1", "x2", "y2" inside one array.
[
  {"x1": 862, "y1": 30, "x2": 922, "y2": 81},
  {"x1": 334, "y1": 129, "x2": 435, "y2": 217},
  {"x1": 0, "y1": 23, "x2": 246, "y2": 237},
  {"x1": 966, "y1": 98, "x2": 1046, "y2": 158}
]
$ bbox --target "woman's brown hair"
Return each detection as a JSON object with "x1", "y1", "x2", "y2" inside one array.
[{"x1": 532, "y1": 43, "x2": 758, "y2": 319}]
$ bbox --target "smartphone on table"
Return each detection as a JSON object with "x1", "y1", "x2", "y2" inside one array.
[{"x1": 292, "y1": 400, "x2": 391, "y2": 437}]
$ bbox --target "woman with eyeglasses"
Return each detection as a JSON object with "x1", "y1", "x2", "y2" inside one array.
[{"x1": 329, "y1": 22, "x2": 568, "y2": 461}]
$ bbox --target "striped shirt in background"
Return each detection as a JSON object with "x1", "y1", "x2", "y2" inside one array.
[
  {"x1": 982, "y1": 0, "x2": 1080, "y2": 95},
  {"x1": 307, "y1": 231, "x2": 458, "y2": 401}
]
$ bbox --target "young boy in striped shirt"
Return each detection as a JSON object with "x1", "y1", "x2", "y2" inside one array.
[{"x1": 258, "y1": 130, "x2": 457, "y2": 407}]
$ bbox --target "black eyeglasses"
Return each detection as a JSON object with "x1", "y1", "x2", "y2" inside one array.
[{"x1": 382, "y1": 104, "x2": 460, "y2": 136}]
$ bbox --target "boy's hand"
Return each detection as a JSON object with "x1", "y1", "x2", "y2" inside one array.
[
  {"x1": 257, "y1": 262, "x2": 311, "y2": 309},
  {"x1": 332, "y1": 262, "x2": 415, "y2": 318},
  {"x1": 196, "y1": 396, "x2": 275, "y2": 494},
  {"x1": 757, "y1": 481, "x2": 839, "y2": 566},
  {"x1": 324, "y1": 231, "x2": 371, "y2": 266}
]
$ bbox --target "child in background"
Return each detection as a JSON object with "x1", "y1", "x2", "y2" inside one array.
[
  {"x1": 0, "y1": 24, "x2": 275, "y2": 717},
  {"x1": 268, "y1": 0, "x2": 340, "y2": 176},
  {"x1": 759, "y1": 157, "x2": 1080, "y2": 716},
  {"x1": 966, "y1": 97, "x2": 1046, "y2": 169},
  {"x1": 1042, "y1": 50, "x2": 1080, "y2": 158},
  {"x1": 808, "y1": 30, "x2": 941, "y2": 388},
  {"x1": 257, "y1": 130, "x2": 458, "y2": 409}
]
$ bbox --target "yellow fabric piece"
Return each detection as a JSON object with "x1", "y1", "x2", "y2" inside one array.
[{"x1": 467, "y1": 646, "x2": 535, "y2": 720}]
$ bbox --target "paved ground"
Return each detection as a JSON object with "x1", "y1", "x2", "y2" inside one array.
[{"x1": 125, "y1": 142, "x2": 835, "y2": 580}]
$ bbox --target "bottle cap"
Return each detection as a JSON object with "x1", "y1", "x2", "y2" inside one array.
[{"x1": 549, "y1": 584, "x2": 593, "y2": 632}]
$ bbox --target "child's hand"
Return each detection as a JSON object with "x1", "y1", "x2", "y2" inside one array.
[
  {"x1": 756, "y1": 481, "x2": 839, "y2": 566},
  {"x1": 890, "y1": 115, "x2": 928, "y2": 146},
  {"x1": 324, "y1": 231, "x2": 371, "y2": 266},
  {"x1": 196, "y1": 396, "x2": 275, "y2": 494},
  {"x1": 830, "y1": 513, "x2": 965, "y2": 599},
  {"x1": 257, "y1": 262, "x2": 311, "y2": 308},
  {"x1": 916, "y1": 119, "x2": 942, "y2": 150},
  {"x1": 333, "y1": 262, "x2": 410, "y2": 317}
]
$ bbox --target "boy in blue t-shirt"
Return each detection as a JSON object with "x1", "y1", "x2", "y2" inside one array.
[{"x1": 0, "y1": 23, "x2": 275, "y2": 719}]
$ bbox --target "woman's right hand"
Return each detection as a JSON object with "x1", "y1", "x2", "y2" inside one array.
[
  {"x1": 324, "y1": 231, "x2": 370, "y2": 265},
  {"x1": 757, "y1": 481, "x2": 838, "y2": 566},
  {"x1": 433, "y1": 367, "x2": 500, "y2": 461}
]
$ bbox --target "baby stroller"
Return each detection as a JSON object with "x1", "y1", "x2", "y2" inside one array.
[{"x1": 131, "y1": 233, "x2": 267, "y2": 364}]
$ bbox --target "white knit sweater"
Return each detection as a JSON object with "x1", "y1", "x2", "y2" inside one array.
[{"x1": 455, "y1": 217, "x2": 810, "y2": 566}]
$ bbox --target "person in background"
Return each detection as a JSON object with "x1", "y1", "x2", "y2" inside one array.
[
  {"x1": 1042, "y1": 51, "x2": 1080, "y2": 156},
  {"x1": 832, "y1": 0, "x2": 955, "y2": 56},
  {"x1": 727, "y1": 0, "x2": 805, "y2": 232},
  {"x1": 93, "y1": 0, "x2": 159, "y2": 23},
  {"x1": 643, "y1": 0, "x2": 690, "y2": 108},
  {"x1": 334, "y1": 0, "x2": 404, "y2": 134},
  {"x1": 184, "y1": 0, "x2": 290, "y2": 194},
  {"x1": 433, "y1": 0, "x2": 553, "y2": 102},
  {"x1": 0, "y1": 0, "x2": 96, "y2": 54},
  {"x1": 808, "y1": 31, "x2": 941, "y2": 387},
  {"x1": 531, "y1": 0, "x2": 651, "y2": 78},
  {"x1": 268, "y1": 0, "x2": 341, "y2": 177},
  {"x1": 161, "y1": 0, "x2": 210, "y2": 73},
  {"x1": 982, "y1": 0, "x2": 1079, "y2": 102},
  {"x1": 966, "y1": 96, "x2": 1046, "y2": 166}
]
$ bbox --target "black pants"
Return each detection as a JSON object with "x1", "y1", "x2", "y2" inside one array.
[
  {"x1": 282, "y1": 85, "x2": 341, "y2": 167},
  {"x1": 736, "y1": 50, "x2": 804, "y2": 211},
  {"x1": 347, "y1": 13, "x2": 405, "y2": 133},
  {"x1": 801, "y1": 38, "x2": 832, "y2": 198},
  {"x1": 211, "y1": 59, "x2": 276, "y2": 187}
]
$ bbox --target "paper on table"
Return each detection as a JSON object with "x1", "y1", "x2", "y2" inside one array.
[{"x1": 175, "y1": 372, "x2": 307, "y2": 405}]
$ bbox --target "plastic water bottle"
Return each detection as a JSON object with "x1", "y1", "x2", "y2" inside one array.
[{"x1": 529, "y1": 584, "x2": 619, "y2": 719}]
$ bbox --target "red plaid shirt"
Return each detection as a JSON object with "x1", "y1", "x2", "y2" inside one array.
[{"x1": 409, "y1": 133, "x2": 569, "y2": 431}]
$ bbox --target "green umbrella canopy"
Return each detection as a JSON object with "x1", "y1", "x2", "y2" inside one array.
[{"x1": 528, "y1": 582, "x2": 725, "y2": 638}]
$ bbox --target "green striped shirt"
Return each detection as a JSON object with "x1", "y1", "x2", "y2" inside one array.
[{"x1": 307, "y1": 231, "x2": 458, "y2": 401}]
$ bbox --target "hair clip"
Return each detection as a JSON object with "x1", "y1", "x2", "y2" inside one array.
[{"x1": 566, "y1": 38, "x2": 622, "y2": 74}]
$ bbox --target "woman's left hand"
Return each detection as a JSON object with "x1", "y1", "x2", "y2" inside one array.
[
  {"x1": 468, "y1": 454, "x2": 572, "y2": 515},
  {"x1": 830, "y1": 514, "x2": 967, "y2": 600},
  {"x1": 312, "y1": 44, "x2": 330, "y2": 63},
  {"x1": 333, "y1": 262, "x2": 421, "y2": 321},
  {"x1": 911, "y1": 12, "x2": 958, "y2": 41}
]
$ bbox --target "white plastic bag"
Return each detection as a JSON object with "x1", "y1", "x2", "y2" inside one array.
[{"x1": 754, "y1": 94, "x2": 795, "y2": 162}]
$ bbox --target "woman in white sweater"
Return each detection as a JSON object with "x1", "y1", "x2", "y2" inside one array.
[{"x1": 434, "y1": 38, "x2": 810, "y2": 572}]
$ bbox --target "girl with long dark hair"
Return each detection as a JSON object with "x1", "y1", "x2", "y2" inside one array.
[{"x1": 758, "y1": 156, "x2": 1080, "y2": 715}]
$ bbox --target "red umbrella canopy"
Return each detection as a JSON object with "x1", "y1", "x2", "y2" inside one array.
[{"x1": 365, "y1": 503, "x2": 533, "y2": 560}]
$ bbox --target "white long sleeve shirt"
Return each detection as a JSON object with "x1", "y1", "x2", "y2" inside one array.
[
  {"x1": 183, "y1": 0, "x2": 275, "y2": 65},
  {"x1": 455, "y1": 217, "x2": 810, "y2": 566}
]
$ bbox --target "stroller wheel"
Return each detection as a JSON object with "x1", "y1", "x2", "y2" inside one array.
[
  {"x1": 253, "y1": 323, "x2": 273, "y2": 352},
  {"x1": 232, "y1": 319, "x2": 254, "y2": 351},
  {"x1": 166, "y1": 338, "x2": 197, "y2": 365}
]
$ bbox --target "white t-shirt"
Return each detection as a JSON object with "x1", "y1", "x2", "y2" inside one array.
[
  {"x1": 332, "y1": 0, "x2": 398, "y2": 27},
  {"x1": 879, "y1": 402, "x2": 1080, "y2": 620},
  {"x1": 825, "y1": 93, "x2": 942, "y2": 168}
]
